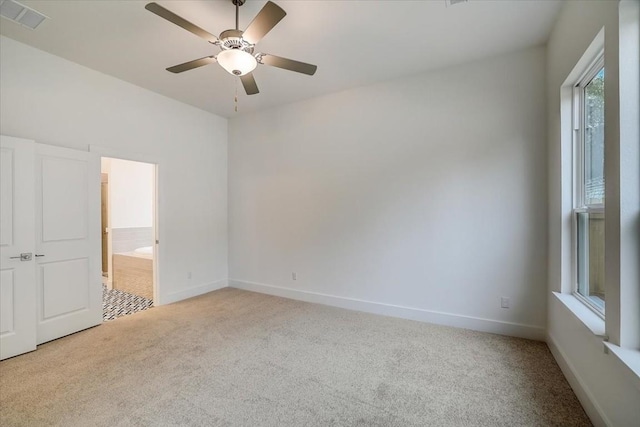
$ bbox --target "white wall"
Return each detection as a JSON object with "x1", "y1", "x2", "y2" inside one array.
[
  {"x1": 546, "y1": 1, "x2": 640, "y2": 426},
  {"x1": 0, "y1": 36, "x2": 228, "y2": 304},
  {"x1": 104, "y1": 158, "x2": 154, "y2": 229},
  {"x1": 228, "y1": 46, "x2": 548, "y2": 339}
]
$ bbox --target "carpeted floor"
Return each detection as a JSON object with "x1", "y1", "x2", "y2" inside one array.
[{"x1": 0, "y1": 288, "x2": 591, "y2": 426}]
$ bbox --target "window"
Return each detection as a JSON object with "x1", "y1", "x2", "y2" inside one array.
[{"x1": 573, "y1": 55, "x2": 605, "y2": 315}]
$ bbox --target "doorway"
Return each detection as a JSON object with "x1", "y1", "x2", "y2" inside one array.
[{"x1": 101, "y1": 157, "x2": 157, "y2": 321}]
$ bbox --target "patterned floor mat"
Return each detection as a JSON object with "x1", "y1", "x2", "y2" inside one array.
[{"x1": 103, "y1": 285, "x2": 153, "y2": 321}]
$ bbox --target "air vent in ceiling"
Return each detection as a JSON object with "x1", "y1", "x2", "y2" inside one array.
[{"x1": 0, "y1": 0, "x2": 48, "y2": 30}]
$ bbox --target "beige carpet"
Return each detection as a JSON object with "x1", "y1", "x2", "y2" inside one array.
[{"x1": 0, "y1": 288, "x2": 591, "y2": 426}]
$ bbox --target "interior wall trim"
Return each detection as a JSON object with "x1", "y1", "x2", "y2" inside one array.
[
  {"x1": 162, "y1": 279, "x2": 228, "y2": 305},
  {"x1": 228, "y1": 279, "x2": 546, "y2": 341},
  {"x1": 547, "y1": 333, "x2": 609, "y2": 427}
]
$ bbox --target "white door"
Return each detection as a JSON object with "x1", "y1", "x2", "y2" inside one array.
[
  {"x1": 34, "y1": 143, "x2": 102, "y2": 344},
  {"x1": 0, "y1": 136, "x2": 36, "y2": 360}
]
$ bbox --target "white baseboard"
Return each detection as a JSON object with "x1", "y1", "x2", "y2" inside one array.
[
  {"x1": 228, "y1": 279, "x2": 545, "y2": 341},
  {"x1": 160, "y1": 279, "x2": 228, "y2": 305},
  {"x1": 547, "y1": 333, "x2": 610, "y2": 427}
]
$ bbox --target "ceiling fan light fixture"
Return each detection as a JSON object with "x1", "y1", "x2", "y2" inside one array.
[{"x1": 217, "y1": 49, "x2": 257, "y2": 76}]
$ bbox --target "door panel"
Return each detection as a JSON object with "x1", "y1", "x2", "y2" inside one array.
[
  {"x1": 0, "y1": 148, "x2": 14, "y2": 246},
  {"x1": 35, "y1": 144, "x2": 101, "y2": 344},
  {"x1": 0, "y1": 136, "x2": 36, "y2": 360},
  {"x1": 0, "y1": 270, "x2": 15, "y2": 334},
  {"x1": 40, "y1": 259, "x2": 89, "y2": 319},
  {"x1": 42, "y1": 157, "x2": 88, "y2": 242}
]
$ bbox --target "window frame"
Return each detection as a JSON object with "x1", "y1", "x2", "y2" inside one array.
[{"x1": 571, "y1": 52, "x2": 605, "y2": 318}]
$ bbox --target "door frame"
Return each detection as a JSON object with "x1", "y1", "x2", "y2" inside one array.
[
  {"x1": 89, "y1": 146, "x2": 162, "y2": 305},
  {"x1": 100, "y1": 172, "x2": 110, "y2": 285}
]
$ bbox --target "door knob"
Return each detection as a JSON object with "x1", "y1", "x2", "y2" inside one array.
[{"x1": 9, "y1": 253, "x2": 32, "y2": 261}]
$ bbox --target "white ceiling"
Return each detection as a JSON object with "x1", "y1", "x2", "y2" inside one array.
[{"x1": 0, "y1": 0, "x2": 563, "y2": 118}]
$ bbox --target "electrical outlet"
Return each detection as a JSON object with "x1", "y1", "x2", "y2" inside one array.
[
  {"x1": 501, "y1": 297, "x2": 510, "y2": 309},
  {"x1": 292, "y1": 272, "x2": 297, "y2": 280},
  {"x1": 188, "y1": 271, "x2": 192, "y2": 280}
]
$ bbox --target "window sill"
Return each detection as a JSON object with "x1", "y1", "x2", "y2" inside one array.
[
  {"x1": 604, "y1": 342, "x2": 640, "y2": 391},
  {"x1": 553, "y1": 292, "x2": 606, "y2": 337}
]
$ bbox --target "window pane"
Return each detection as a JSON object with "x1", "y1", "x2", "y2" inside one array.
[
  {"x1": 576, "y1": 211, "x2": 605, "y2": 311},
  {"x1": 584, "y1": 68, "x2": 605, "y2": 205}
]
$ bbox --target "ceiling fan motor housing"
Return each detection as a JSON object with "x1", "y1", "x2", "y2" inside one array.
[{"x1": 219, "y1": 29, "x2": 253, "y2": 53}]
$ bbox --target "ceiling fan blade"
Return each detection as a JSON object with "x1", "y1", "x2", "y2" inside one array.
[
  {"x1": 145, "y1": 2, "x2": 218, "y2": 44},
  {"x1": 240, "y1": 73, "x2": 259, "y2": 95},
  {"x1": 166, "y1": 56, "x2": 216, "y2": 73},
  {"x1": 259, "y1": 54, "x2": 317, "y2": 76},
  {"x1": 242, "y1": 1, "x2": 286, "y2": 45}
]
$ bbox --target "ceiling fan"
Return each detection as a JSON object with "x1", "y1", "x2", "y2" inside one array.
[{"x1": 145, "y1": 0, "x2": 317, "y2": 95}]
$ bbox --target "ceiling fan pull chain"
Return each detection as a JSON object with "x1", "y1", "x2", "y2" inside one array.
[{"x1": 235, "y1": 77, "x2": 239, "y2": 113}]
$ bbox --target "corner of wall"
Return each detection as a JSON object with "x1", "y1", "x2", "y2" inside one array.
[{"x1": 546, "y1": 332, "x2": 610, "y2": 427}]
